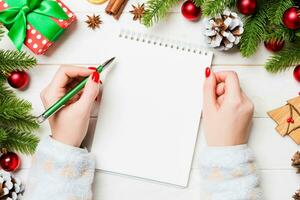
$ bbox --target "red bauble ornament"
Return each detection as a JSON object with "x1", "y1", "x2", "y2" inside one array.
[
  {"x1": 236, "y1": 0, "x2": 257, "y2": 15},
  {"x1": 282, "y1": 7, "x2": 300, "y2": 30},
  {"x1": 294, "y1": 65, "x2": 300, "y2": 82},
  {"x1": 7, "y1": 71, "x2": 29, "y2": 89},
  {"x1": 181, "y1": 0, "x2": 201, "y2": 21},
  {"x1": 0, "y1": 152, "x2": 20, "y2": 172},
  {"x1": 264, "y1": 39, "x2": 285, "y2": 52}
]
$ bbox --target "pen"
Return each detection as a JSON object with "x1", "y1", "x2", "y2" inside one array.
[{"x1": 37, "y1": 57, "x2": 115, "y2": 123}]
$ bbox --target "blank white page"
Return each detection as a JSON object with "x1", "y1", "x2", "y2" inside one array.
[{"x1": 91, "y1": 31, "x2": 213, "y2": 186}]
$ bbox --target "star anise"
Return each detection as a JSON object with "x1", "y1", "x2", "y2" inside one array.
[
  {"x1": 85, "y1": 14, "x2": 102, "y2": 30},
  {"x1": 129, "y1": 3, "x2": 145, "y2": 21}
]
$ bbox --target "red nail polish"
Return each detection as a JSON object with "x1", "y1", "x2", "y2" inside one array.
[
  {"x1": 88, "y1": 67, "x2": 97, "y2": 71},
  {"x1": 205, "y1": 67, "x2": 211, "y2": 78},
  {"x1": 92, "y1": 72, "x2": 100, "y2": 83}
]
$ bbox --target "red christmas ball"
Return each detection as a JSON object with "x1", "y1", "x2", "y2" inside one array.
[
  {"x1": 0, "y1": 152, "x2": 20, "y2": 172},
  {"x1": 282, "y1": 7, "x2": 300, "y2": 30},
  {"x1": 294, "y1": 65, "x2": 300, "y2": 82},
  {"x1": 264, "y1": 39, "x2": 285, "y2": 52},
  {"x1": 236, "y1": 0, "x2": 257, "y2": 15},
  {"x1": 181, "y1": 0, "x2": 201, "y2": 21},
  {"x1": 7, "y1": 71, "x2": 29, "y2": 89}
]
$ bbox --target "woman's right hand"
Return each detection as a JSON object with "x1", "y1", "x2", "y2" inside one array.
[{"x1": 202, "y1": 69, "x2": 254, "y2": 146}]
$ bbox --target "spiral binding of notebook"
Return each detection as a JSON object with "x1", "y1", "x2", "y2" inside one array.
[{"x1": 118, "y1": 29, "x2": 210, "y2": 56}]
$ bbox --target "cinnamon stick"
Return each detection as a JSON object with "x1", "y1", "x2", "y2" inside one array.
[
  {"x1": 105, "y1": 0, "x2": 128, "y2": 20},
  {"x1": 105, "y1": 0, "x2": 116, "y2": 14},
  {"x1": 111, "y1": 0, "x2": 126, "y2": 15},
  {"x1": 114, "y1": 0, "x2": 128, "y2": 20}
]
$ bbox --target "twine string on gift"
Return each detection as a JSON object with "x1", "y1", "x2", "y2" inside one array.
[{"x1": 0, "y1": 0, "x2": 69, "y2": 50}]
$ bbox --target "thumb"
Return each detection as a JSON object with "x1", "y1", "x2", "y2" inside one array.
[
  {"x1": 203, "y1": 68, "x2": 218, "y2": 113},
  {"x1": 77, "y1": 71, "x2": 101, "y2": 112}
]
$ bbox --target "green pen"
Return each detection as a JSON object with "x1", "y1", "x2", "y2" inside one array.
[{"x1": 37, "y1": 57, "x2": 115, "y2": 123}]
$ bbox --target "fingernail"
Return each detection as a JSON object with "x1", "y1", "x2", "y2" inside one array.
[
  {"x1": 92, "y1": 71, "x2": 100, "y2": 83},
  {"x1": 205, "y1": 67, "x2": 211, "y2": 78},
  {"x1": 88, "y1": 67, "x2": 97, "y2": 71}
]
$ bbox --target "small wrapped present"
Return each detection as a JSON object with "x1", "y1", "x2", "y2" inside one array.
[
  {"x1": 0, "y1": 0, "x2": 76, "y2": 55},
  {"x1": 268, "y1": 96, "x2": 300, "y2": 144}
]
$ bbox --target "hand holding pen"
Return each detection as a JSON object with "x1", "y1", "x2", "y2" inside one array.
[{"x1": 40, "y1": 66, "x2": 102, "y2": 147}]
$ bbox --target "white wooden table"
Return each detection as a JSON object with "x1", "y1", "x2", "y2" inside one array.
[{"x1": 2, "y1": 1, "x2": 300, "y2": 199}]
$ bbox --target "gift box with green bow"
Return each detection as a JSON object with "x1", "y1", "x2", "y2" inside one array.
[{"x1": 0, "y1": 0, "x2": 76, "y2": 55}]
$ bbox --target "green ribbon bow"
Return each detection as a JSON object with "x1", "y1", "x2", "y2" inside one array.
[{"x1": 0, "y1": 0, "x2": 69, "y2": 50}]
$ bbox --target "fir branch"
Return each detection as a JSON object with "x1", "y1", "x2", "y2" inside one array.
[
  {"x1": 192, "y1": 0, "x2": 204, "y2": 7},
  {"x1": 0, "y1": 25, "x2": 4, "y2": 41},
  {"x1": 0, "y1": 128, "x2": 39, "y2": 154},
  {"x1": 265, "y1": 44, "x2": 300, "y2": 73},
  {"x1": 264, "y1": 25, "x2": 296, "y2": 42},
  {"x1": 267, "y1": 0, "x2": 293, "y2": 25},
  {"x1": 202, "y1": 0, "x2": 235, "y2": 16},
  {"x1": 0, "y1": 83, "x2": 15, "y2": 99},
  {"x1": 142, "y1": 0, "x2": 179, "y2": 27},
  {"x1": 0, "y1": 97, "x2": 39, "y2": 132},
  {"x1": 240, "y1": 2, "x2": 268, "y2": 57},
  {"x1": 0, "y1": 50, "x2": 36, "y2": 77}
]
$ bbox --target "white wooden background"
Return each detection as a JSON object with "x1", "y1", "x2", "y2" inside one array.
[{"x1": 1, "y1": 1, "x2": 300, "y2": 199}]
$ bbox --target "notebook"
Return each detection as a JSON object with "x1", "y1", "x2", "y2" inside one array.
[{"x1": 91, "y1": 30, "x2": 213, "y2": 187}]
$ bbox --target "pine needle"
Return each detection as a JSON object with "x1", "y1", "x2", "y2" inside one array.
[
  {"x1": 267, "y1": 0, "x2": 293, "y2": 25},
  {"x1": 0, "y1": 25, "x2": 4, "y2": 41},
  {"x1": 265, "y1": 44, "x2": 300, "y2": 73},
  {"x1": 264, "y1": 25, "x2": 296, "y2": 42},
  {"x1": 192, "y1": 0, "x2": 205, "y2": 7},
  {"x1": 240, "y1": 2, "x2": 268, "y2": 57},
  {"x1": 0, "y1": 128, "x2": 39, "y2": 154},
  {"x1": 0, "y1": 97, "x2": 39, "y2": 132},
  {"x1": 142, "y1": 0, "x2": 179, "y2": 27},
  {"x1": 202, "y1": 0, "x2": 235, "y2": 16},
  {"x1": 0, "y1": 50, "x2": 36, "y2": 76}
]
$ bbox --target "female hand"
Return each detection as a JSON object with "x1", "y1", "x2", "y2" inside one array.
[
  {"x1": 203, "y1": 69, "x2": 254, "y2": 146},
  {"x1": 40, "y1": 66, "x2": 101, "y2": 147}
]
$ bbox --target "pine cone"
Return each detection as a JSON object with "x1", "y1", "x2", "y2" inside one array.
[
  {"x1": 292, "y1": 151, "x2": 300, "y2": 173},
  {"x1": 204, "y1": 9, "x2": 244, "y2": 51},
  {"x1": 293, "y1": 189, "x2": 300, "y2": 200},
  {"x1": 0, "y1": 170, "x2": 24, "y2": 200}
]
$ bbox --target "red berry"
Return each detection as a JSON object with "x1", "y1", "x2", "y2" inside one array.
[{"x1": 0, "y1": 152, "x2": 20, "y2": 172}]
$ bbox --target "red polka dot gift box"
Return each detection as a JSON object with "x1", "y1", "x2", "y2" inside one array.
[{"x1": 0, "y1": 0, "x2": 76, "y2": 55}]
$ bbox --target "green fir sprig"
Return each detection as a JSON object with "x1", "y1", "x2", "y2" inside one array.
[
  {"x1": 0, "y1": 26, "x2": 4, "y2": 41},
  {"x1": 0, "y1": 128, "x2": 39, "y2": 154},
  {"x1": 0, "y1": 50, "x2": 36, "y2": 77},
  {"x1": 265, "y1": 44, "x2": 300, "y2": 73},
  {"x1": 0, "y1": 97, "x2": 39, "y2": 132},
  {"x1": 239, "y1": 1, "x2": 268, "y2": 57},
  {"x1": 0, "y1": 48, "x2": 39, "y2": 154},
  {"x1": 202, "y1": 0, "x2": 235, "y2": 16},
  {"x1": 142, "y1": 0, "x2": 179, "y2": 27}
]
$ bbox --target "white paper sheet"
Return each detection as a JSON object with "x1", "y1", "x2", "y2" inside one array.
[{"x1": 91, "y1": 31, "x2": 213, "y2": 186}]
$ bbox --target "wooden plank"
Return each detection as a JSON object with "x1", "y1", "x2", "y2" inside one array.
[{"x1": 0, "y1": 14, "x2": 272, "y2": 66}]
